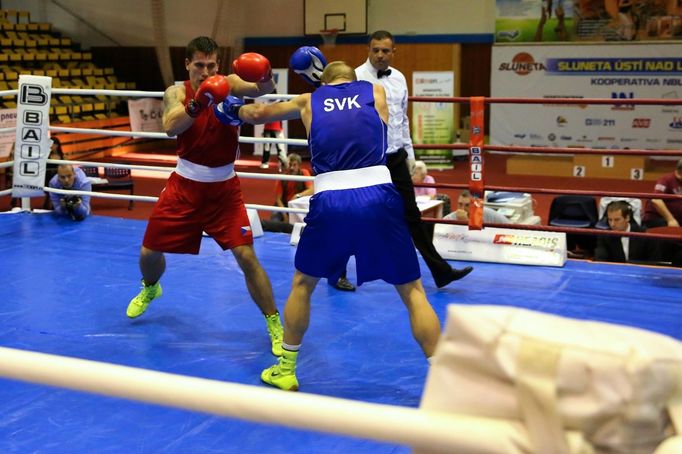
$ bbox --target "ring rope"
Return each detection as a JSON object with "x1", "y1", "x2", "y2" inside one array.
[
  {"x1": 43, "y1": 186, "x2": 308, "y2": 215},
  {"x1": 425, "y1": 217, "x2": 682, "y2": 241},
  {"x1": 49, "y1": 126, "x2": 309, "y2": 146},
  {"x1": 0, "y1": 346, "x2": 490, "y2": 452},
  {"x1": 51, "y1": 88, "x2": 165, "y2": 97},
  {"x1": 409, "y1": 96, "x2": 682, "y2": 106},
  {"x1": 412, "y1": 143, "x2": 682, "y2": 157},
  {"x1": 413, "y1": 181, "x2": 682, "y2": 201}
]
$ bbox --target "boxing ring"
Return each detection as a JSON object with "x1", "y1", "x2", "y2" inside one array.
[{"x1": 1, "y1": 81, "x2": 682, "y2": 452}]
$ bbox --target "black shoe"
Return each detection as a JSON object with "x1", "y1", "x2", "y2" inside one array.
[
  {"x1": 333, "y1": 277, "x2": 356, "y2": 292},
  {"x1": 435, "y1": 266, "x2": 473, "y2": 288}
]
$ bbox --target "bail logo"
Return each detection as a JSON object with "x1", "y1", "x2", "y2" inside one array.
[{"x1": 20, "y1": 84, "x2": 48, "y2": 105}]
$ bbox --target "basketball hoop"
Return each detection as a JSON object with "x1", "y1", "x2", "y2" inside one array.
[{"x1": 320, "y1": 28, "x2": 339, "y2": 47}]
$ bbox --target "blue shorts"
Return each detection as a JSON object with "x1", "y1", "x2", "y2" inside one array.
[{"x1": 294, "y1": 183, "x2": 420, "y2": 286}]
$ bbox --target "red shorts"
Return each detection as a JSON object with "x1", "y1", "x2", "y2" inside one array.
[{"x1": 143, "y1": 172, "x2": 253, "y2": 254}]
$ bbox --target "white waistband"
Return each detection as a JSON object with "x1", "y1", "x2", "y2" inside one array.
[
  {"x1": 175, "y1": 158, "x2": 235, "y2": 183},
  {"x1": 314, "y1": 165, "x2": 392, "y2": 193}
]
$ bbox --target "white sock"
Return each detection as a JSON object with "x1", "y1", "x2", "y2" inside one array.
[{"x1": 282, "y1": 342, "x2": 301, "y2": 352}]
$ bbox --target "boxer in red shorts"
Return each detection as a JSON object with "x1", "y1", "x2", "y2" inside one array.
[{"x1": 127, "y1": 36, "x2": 284, "y2": 357}]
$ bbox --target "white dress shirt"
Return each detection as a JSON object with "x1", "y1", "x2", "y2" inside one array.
[
  {"x1": 621, "y1": 224, "x2": 631, "y2": 261},
  {"x1": 355, "y1": 59, "x2": 414, "y2": 159}
]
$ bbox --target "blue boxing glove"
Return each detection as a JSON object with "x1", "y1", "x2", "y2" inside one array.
[
  {"x1": 289, "y1": 46, "x2": 327, "y2": 87},
  {"x1": 214, "y1": 95, "x2": 244, "y2": 126}
]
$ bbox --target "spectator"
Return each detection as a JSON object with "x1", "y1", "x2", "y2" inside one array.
[
  {"x1": 595, "y1": 200, "x2": 660, "y2": 263},
  {"x1": 272, "y1": 152, "x2": 313, "y2": 223},
  {"x1": 43, "y1": 137, "x2": 65, "y2": 210},
  {"x1": 642, "y1": 159, "x2": 682, "y2": 229},
  {"x1": 445, "y1": 190, "x2": 510, "y2": 225},
  {"x1": 49, "y1": 164, "x2": 91, "y2": 221},
  {"x1": 411, "y1": 160, "x2": 436, "y2": 199}
]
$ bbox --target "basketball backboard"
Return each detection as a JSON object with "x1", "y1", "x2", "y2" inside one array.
[{"x1": 304, "y1": 0, "x2": 367, "y2": 35}]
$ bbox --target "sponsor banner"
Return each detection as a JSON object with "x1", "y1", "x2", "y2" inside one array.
[
  {"x1": 496, "y1": 1, "x2": 682, "y2": 43},
  {"x1": 254, "y1": 69, "x2": 288, "y2": 157},
  {"x1": 411, "y1": 71, "x2": 455, "y2": 169},
  {"x1": 0, "y1": 108, "x2": 17, "y2": 158},
  {"x1": 433, "y1": 223, "x2": 567, "y2": 267},
  {"x1": 127, "y1": 98, "x2": 164, "y2": 138},
  {"x1": 491, "y1": 43, "x2": 682, "y2": 150},
  {"x1": 13, "y1": 75, "x2": 51, "y2": 198}
]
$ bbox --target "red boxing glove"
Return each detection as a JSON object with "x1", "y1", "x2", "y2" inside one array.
[
  {"x1": 232, "y1": 53, "x2": 272, "y2": 83},
  {"x1": 186, "y1": 75, "x2": 230, "y2": 118}
]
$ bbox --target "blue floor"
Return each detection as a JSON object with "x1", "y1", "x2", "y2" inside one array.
[{"x1": 0, "y1": 212, "x2": 681, "y2": 453}]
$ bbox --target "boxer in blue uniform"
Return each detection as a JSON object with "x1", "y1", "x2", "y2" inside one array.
[{"x1": 215, "y1": 61, "x2": 441, "y2": 391}]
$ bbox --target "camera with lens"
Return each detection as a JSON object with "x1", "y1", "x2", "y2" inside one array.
[{"x1": 64, "y1": 195, "x2": 82, "y2": 209}]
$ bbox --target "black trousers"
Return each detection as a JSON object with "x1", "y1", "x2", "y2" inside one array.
[{"x1": 387, "y1": 149, "x2": 453, "y2": 283}]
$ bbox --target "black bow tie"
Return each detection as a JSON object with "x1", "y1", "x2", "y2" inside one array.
[{"x1": 377, "y1": 69, "x2": 392, "y2": 78}]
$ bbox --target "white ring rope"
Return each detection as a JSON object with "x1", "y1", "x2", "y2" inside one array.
[
  {"x1": 0, "y1": 346, "x2": 499, "y2": 452},
  {"x1": 46, "y1": 159, "x2": 314, "y2": 182},
  {"x1": 48, "y1": 126, "x2": 308, "y2": 146},
  {"x1": 42, "y1": 186, "x2": 308, "y2": 214},
  {"x1": 0, "y1": 89, "x2": 297, "y2": 101},
  {"x1": 51, "y1": 88, "x2": 165, "y2": 97}
]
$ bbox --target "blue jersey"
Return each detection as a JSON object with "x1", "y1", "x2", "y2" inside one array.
[{"x1": 309, "y1": 81, "x2": 387, "y2": 174}]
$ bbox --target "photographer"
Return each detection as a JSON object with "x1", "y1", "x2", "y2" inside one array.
[{"x1": 48, "y1": 164, "x2": 91, "y2": 221}]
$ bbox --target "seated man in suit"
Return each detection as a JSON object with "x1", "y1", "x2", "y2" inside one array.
[{"x1": 594, "y1": 200, "x2": 660, "y2": 263}]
